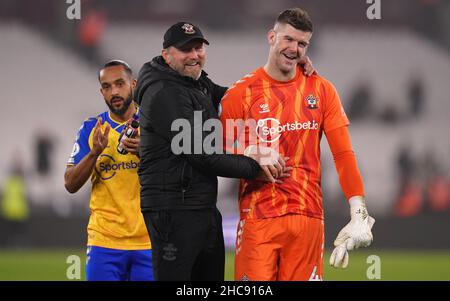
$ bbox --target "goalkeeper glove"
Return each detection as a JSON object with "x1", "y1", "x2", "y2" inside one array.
[{"x1": 330, "y1": 196, "x2": 375, "y2": 268}]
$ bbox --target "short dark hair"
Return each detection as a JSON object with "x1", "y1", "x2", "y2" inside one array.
[
  {"x1": 276, "y1": 8, "x2": 313, "y2": 33},
  {"x1": 98, "y1": 60, "x2": 133, "y2": 81}
]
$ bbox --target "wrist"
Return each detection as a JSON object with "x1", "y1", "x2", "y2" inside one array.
[
  {"x1": 88, "y1": 151, "x2": 101, "y2": 159},
  {"x1": 244, "y1": 145, "x2": 257, "y2": 157},
  {"x1": 348, "y1": 196, "x2": 368, "y2": 219}
]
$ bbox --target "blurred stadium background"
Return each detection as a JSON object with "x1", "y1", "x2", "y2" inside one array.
[{"x1": 0, "y1": 0, "x2": 449, "y2": 281}]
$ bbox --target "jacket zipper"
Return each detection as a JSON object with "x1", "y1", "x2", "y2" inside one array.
[{"x1": 180, "y1": 161, "x2": 187, "y2": 203}]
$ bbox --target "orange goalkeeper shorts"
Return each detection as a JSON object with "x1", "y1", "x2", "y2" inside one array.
[{"x1": 235, "y1": 213, "x2": 324, "y2": 281}]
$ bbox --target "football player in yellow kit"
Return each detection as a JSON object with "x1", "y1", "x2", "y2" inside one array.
[{"x1": 65, "y1": 60, "x2": 152, "y2": 281}]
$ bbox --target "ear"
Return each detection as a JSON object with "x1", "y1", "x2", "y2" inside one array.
[
  {"x1": 131, "y1": 78, "x2": 137, "y2": 89},
  {"x1": 161, "y1": 48, "x2": 170, "y2": 64},
  {"x1": 267, "y1": 29, "x2": 276, "y2": 46}
]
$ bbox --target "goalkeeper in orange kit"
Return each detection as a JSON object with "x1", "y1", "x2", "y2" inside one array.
[{"x1": 220, "y1": 8, "x2": 375, "y2": 281}]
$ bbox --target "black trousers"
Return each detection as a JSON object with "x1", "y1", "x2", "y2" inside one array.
[{"x1": 143, "y1": 207, "x2": 225, "y2": 281}]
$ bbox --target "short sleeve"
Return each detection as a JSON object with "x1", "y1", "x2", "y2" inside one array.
[{"x1": 67, "y1": 118, "x2": 97, "y2": 165}]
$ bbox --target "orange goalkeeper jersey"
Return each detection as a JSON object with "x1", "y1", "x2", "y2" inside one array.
[{"x1": 220, "y1": 66, "x2": 349, "y2": 220}]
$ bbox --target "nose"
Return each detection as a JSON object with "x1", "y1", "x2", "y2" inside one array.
[
  {"x1": 111, "y1": 85, "x2": 120, "y2": 96},
  {"x1": 287, "y1": 41, "x2": 298, "y2": 53},
  {"x1": 186, "y1": 48, "x2": 200, "y2": 60}
]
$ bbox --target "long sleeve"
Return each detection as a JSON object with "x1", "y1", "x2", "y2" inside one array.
[
  {"x1": 325, "y1": 126, "x2": 365, "y2": 200},
  {"x1": 140, "y1": 85, "x2": 260, "y2": 179}
]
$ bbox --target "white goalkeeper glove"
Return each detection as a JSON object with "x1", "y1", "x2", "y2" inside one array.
[{"x1": 330, "y1": 196, "x2": 375, "y2": 268}]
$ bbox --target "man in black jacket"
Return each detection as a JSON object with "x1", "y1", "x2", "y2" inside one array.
[{"x1": 135, "y1": 22, "x2": 288, "y2": 281}]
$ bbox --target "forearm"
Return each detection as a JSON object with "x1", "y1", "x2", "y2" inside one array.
[
  {"x1": 64, "y1": 152, "x2": 98, "y2": 193},
  {"x1": 334, "y1": 151, "x2": 364, "y2": 199},
  {"x1": 326, "y1": 126, "x2": 365, "y2": 200},
  {"x1": 184, "y1": 153, "x2": 260, "y2": 179}
]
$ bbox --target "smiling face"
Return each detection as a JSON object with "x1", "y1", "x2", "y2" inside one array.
[
  {"x1": 162, "y1": 39, "x2": 206, "y2": 80},
  {"x1": 267, "y1": 23, "x2": 312, "y2": 79}
]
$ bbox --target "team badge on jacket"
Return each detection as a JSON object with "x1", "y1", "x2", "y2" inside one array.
[
  {"x1": 306, "y1": 94, "x2": 319, "y2": 109},
  {"x1": 182, "y1": 23, "x2": 195, "y2": 34}
]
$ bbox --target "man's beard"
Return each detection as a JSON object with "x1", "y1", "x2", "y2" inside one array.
[
  {"x1": 105, "y1": 91, "x2": 133, "y2": 117},
  {"x1": 170, "y1": 59, "x2": 203, "y2": 80},
  {"x1": 277, "y1": 53, "x2": 296, "y2": 75}
]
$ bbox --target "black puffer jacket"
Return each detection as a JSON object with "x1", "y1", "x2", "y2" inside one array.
[{"x1": 135, "y1": 56, "x2": 260, "y2": 211}]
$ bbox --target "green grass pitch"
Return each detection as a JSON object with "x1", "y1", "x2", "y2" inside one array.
[{"x1": 0, "y1": 249, "x2": 449, "y2": 281}]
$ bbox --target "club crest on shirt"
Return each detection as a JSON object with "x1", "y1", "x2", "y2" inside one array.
[
  {"x1": 306, "y1": 94, "x2": 319, "y2": 109},
  {"x1": 259, "y1": 103, "x2": 270, "y2": 114},
  {"x1": 181, "y1": 23, "x2": 195, "y2": 34}
]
